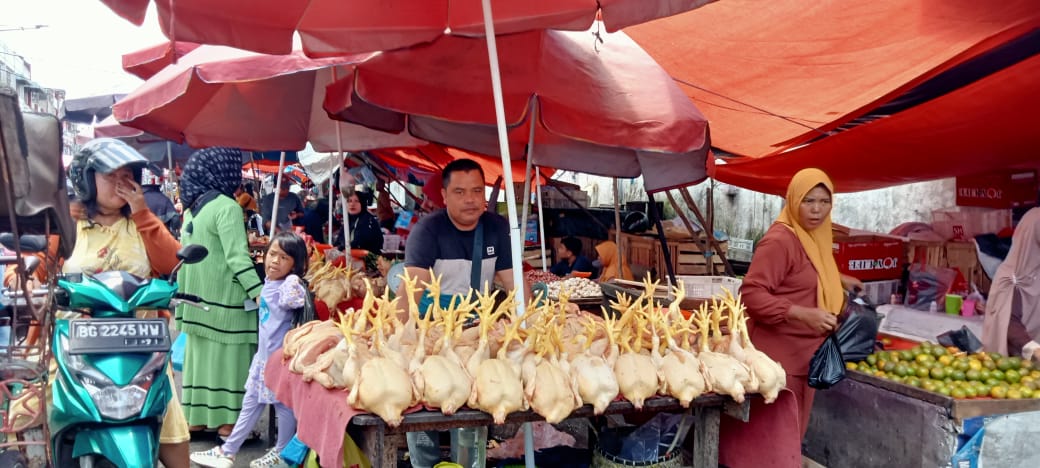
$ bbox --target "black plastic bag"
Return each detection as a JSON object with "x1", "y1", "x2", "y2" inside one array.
[
  {"x1": 291, "y1": 279, "x2": 318, "y2": 327},
  {"x1": 808, "y1": 334, "x2": 846, "y2": 389},
  {"x1": 937, "y1": 326, "x2": 984, "y2": 353},
  {"x1": 836, "y1": 294, "x2": 881, "y2": 362}
]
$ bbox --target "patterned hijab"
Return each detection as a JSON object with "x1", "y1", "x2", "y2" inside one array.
[
  {"x1": 775, "y1": 168, "x2": 844, "y2": 314},
  {"x1": 180, "y1": 147, "x2": 242, "y2": 213}
]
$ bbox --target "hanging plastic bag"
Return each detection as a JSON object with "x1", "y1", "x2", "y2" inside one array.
[
  {"x1": 808, "y1": 334, "x2": 846, "y2": 389},
  {"x1": 836, "y1": 293, "x2": 881, "y2": 362}
]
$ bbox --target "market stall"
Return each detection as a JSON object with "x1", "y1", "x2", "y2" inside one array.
[
  {"x1": 806, "y1": 348, "x2": 1040, "y2": 467},
  {"x1": 265, "y1": 274, "x2": 780, "y2": 467}
]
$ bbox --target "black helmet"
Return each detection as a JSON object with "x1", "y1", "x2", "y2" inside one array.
[{"x1": 68, "y1": 138, "x2": 149, "y2": 202}]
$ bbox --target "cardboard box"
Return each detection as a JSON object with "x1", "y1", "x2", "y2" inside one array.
[
  {"x1": 932, "y1": 207, "x2": 1012, "y2": 241},
  {"x1": 833, "y1": 235, "x2": 906, "y2": 281},
  {"x1": 955, "y1": 170, "x2": 1037, "y2": 209}
]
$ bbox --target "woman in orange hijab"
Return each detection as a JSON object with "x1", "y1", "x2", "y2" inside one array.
[
  {"x1": 739, "y1": 168, "x2": 862, "y2": 439},
  {"x1": 595, "y1": 234, "x2": 633, "y2": 282}
]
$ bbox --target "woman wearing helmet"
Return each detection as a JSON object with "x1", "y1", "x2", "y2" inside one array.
[{"x1": 62, "y1": 138, "x2": 193, "y2": 467}]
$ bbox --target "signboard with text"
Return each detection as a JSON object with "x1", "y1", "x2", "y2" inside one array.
[{"x1": 955, "y1": 170, "x2": 1038, "y2": 209}]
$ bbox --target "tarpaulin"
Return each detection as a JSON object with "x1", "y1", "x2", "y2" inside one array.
[
  {"x1": 711, "y1": 53, "x2": 1040, "y2": 194},
  {"x1": 626, "y1": 0, "x2": 1040, "y2": 158}
]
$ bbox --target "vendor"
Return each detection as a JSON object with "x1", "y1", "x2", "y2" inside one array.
[
  {"x1": 333, "y1": 189, "x2": 383, "y2": 254},
  {"x1": 739, "y1": 168, "x2": 862, "y2": 440},
  {"x1": 550, "y1": 236, "x2": 595, "y2": 278},
  {"x1": 395, "y1": 158, "x2": 524, "y2": 468},
  {"x1": 259, "y1": 175, "x2": 305, "y2": 233},
  {"x1": 982, "y1": 206, "x2": 1040, "y2": 361}
]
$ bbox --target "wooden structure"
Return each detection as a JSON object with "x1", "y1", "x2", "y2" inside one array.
[
  {"x1": 622, "y1": 233, "x2": 728, "y2": 278},
  {"x1": 350, "y1": 395, "x2": 749, "y2": 468},
  {"x1": 806, "y1": 370, "x2": 1040, "y2": 467}
]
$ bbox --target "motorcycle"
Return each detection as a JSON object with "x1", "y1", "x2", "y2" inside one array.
[{"x1": 50, "y1": 244, "x2": 208, "y2": 467}]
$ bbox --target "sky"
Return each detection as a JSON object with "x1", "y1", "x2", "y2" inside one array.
[{"x1": 1, "y1": 0, "x2": 165, "y2": 98}]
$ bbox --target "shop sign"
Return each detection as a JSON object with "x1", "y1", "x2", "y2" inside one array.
[
  {"x1": 833, "y1": 236, "x2": 905, "y2": 281},
  {"x1": 956, "y1": 170, "x2": 1038, "y2": 209}
]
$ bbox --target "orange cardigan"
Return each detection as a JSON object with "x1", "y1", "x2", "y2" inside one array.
[{"x1": 3, "y1": 208, "x2": 180, "y2": 286}]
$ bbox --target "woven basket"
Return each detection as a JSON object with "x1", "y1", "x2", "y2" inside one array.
[{"x1": 591, "y1": 446, "x2": 682, "y2": 468}]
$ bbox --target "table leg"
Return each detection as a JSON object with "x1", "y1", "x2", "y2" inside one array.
[
  {"x1": 692, "y1": 406, "x2": 721, "y2": 467},
  {"x1": 355, "y1": 425, "x2": 399, "y2": 468}
]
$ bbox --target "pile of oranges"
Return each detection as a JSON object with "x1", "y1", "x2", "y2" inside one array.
[{"x1": 848, "y1": 342, "x2": 1040, "y2": 400}]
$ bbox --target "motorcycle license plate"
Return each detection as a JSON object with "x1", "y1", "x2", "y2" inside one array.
[{"x1": 68, "y1": 319, "x2": 171, "y2": 354}]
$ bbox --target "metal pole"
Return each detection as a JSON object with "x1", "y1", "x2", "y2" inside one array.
[
  {"x1": 535, "y1": 166, "x2": 548, "y2": 272},
  {"x1": 613, "y1": 178, "x2": 623, "y2": 279},
  {"x1": 479, "y1": 0, "x2": 532, "y2": 464},
  {"x1": 269, "y1": 151, "x2": 287, "y2": 236}
]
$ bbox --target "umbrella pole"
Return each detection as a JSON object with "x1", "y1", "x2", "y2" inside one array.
[
  {"x1": 330, "y1": 68, "x2": 351, "y2": 250},
  {"x1": 327, "y1": 178, "x2": 334, "y2": 243},
  {"x1": 517, "y1": 105, "x2": 536, "y2": 270},
  {"x1": 535, "y1": 166, "x2": 548, "y2": 272},
  {"x1": 479, "y1": 0, "x2": 533, "y2": 466},
  {"x1": 614, "y1": 177, "x2": 623, "y2": 279},
  {"x1": 269, "y1": 151, "x2": 287, "y2": 237},
  {"x1": 480, "y1": 0, "x2": 525, "y2": 310},
  {"x1": 520, "y1": 106, "x2": 537, "y2": 247}
]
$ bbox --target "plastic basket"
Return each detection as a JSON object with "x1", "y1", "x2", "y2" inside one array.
[
  {"x1": 591, "y1": 445, "x2": 682, "y2": 468},
  {"x1": 673, "y1": 275, "x2": 742, "y2": 309}
]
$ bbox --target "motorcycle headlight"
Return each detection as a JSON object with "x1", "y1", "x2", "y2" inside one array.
[{"x1": 59, "y1": 336, "x2": 169, "y2": 421}]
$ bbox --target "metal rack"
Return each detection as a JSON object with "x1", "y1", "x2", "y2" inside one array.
[{"x1": 0, "y1": 87, "x2": 71, "y2": 467}]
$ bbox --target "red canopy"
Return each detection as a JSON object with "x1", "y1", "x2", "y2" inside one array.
[
  {"x1": 324, "y1": 27, "x2": 710, "y2": 191},
  {"x1": 122, "y1": 41, "x2": 201, "y2": 80},
  {"x1": 99, "y1": 0, "x2": 715, "y2": 56},
  {"x1": 368, "y1": 144, "x2": 553, "y2": 187},
  {"x1": 712, "y1": 53, "x2": 1040, "y2": 194},
  {"x1": 626, "y1": 0, "x2": 1040, "y2": 158},
  {"x1": 112, "y1": 45, "x2": 424, "y2": 152}
]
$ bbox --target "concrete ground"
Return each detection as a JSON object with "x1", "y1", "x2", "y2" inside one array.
[
  {"x1": 170, "y1": 328, "x2": 275, "y2": 467},
  {"x1": 172, "y1": 368, "x2": 275, "y2": 467}
]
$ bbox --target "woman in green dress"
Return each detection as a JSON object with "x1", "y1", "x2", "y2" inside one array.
[{"x1": 176, "y1": 147, "x2": 264, "y2": 437}]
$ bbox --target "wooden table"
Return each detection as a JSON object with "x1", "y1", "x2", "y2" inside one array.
[
  {"x1": 349, "y1": 395, "x2": 749, "y2": 467},
  {"x1": 806, "y1": 370, "x2": 1040, "y2": 467}
]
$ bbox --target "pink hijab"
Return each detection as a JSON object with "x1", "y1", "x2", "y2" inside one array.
[{"x1": 982, "y1": 207, "x2": 1040, "y2": 355}]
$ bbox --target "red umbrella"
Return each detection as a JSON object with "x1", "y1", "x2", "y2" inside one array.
[
  {"x1": 112, "y1": 45, "x2": 424, "y2": 152},
  {"x1": 324, "y1": 26, "x2": 710, "y2": 192},
  {"x1": 99, "y1": 0, "x2": 716, "y2": 56},
  {"x1": 369, "y1": 144, "x2": 553, "y2": 187},
  {"x1": 122, "y1": 41, "x2": 201, "y2": 80}
]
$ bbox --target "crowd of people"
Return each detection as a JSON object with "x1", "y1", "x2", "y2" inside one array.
[{"x1": 9, "y1": 135, "x2": 1039, "y2": 468}]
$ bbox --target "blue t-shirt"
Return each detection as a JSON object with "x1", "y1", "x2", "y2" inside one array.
[
  {"x1": 405, "y1": 209, "x2": 512, "y2": 296},
  {"x1": 550, "y1": 255, "x2": 595, "y2": 277}
]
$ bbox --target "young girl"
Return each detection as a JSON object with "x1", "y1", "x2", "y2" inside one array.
[{"x1": 191, "y1": 232, "x2": 309, "y2": 468}]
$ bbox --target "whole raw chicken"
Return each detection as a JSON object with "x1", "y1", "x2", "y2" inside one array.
[
  {"x1": 612, "y1": 308, "x2": 659, "y2": 409},
  {"x1": 694, "y1": 305, "x2": 754, "y2": 404},
  {"x1": 468, "y1": 291, "x2": 527, "y2": 424},
  {"x1": 569, "y1": 315, "x2": 620, "y2": 414},
  {"x1": 347, "y1": 295, "x2": 417, "y2": 427},
  {"x1": 721, "y1": 292, "x2": 786, "y2": 403},
  {"x1": 521, "y1": 318, "x2": 581, "y2": 423},
  {"x1": 409, "y1": 276, "x2": 474, "y2": 415}
]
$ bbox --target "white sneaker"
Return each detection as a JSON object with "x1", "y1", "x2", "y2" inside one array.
[
  {"x1": 250, "y1": 447, "x2": 289, "y2": 468},
  {"x1": 190, "y1": 446, "x2": 235, "y2": 468}
]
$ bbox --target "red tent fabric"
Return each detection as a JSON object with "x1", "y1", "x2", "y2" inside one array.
[
  {"x1": 99, "y1": 0, "x2": 715, "y2": 56},
  {"x1": 324, "y1": 26, "x2": 710, "y2": 192},
  {"x1": 626, "y1": 0, "x2": 1040, "y2": 158},
  {"x1": 711, "y1": 53, "x2": 1040, "y2": 194},
  {"x1": 369, "y1": 144, "x2": 553, "y2": 187},
  {"x1": 122, "y1": 41, "x2": 201, "y2": 80},
  {"x1": 112, "y1": 45, "x2": 424, "y2": 152}
]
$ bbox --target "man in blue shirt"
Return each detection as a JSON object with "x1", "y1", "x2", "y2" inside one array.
[{"x1": 550, "y1": 236, "x2": 596, "y2": 278}]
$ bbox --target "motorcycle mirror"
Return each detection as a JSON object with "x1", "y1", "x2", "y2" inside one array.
[{"x1": 176, "y1": 245, "x2": 209, "y2": 264}]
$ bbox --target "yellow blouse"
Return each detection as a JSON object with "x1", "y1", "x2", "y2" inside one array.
[{"x1": 63, "y1": 218, "x2": 151, "y2": 278}]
